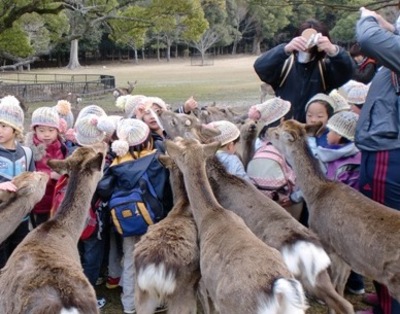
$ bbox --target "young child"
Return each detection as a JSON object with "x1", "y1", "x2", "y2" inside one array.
[
  {"x1": 207, "y1": 120, "x2": 250, "y2": 181},
  {"x1": 305, "y1": 93, "x2": 336, "y2": 149},
  {"x1": 314, "y1": 110, "x2": 364, "y2": 295},
  {"x1": 0, "y1": 95, "x2": 35, "y2": 268},
  {"x1": 25, "y1": 106, "x2": 68, "y2": 226},
  {"x1": 97, "y1": 118, "x2": 170, "y2": 314}
]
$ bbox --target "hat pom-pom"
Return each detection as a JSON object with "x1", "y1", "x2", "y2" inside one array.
[
  {"x1": 112, "y1": 140, "x2": 129, "y2": 157},
  {"x1": 59, "y1": 118, "x2": 67, "y2": 134},
  {"x1": 65, "y1": 128, "x2": 76, "y2": 142},
  {"x1": 115, "y1": 95, "x2": 127, "y2": 109},
  {"x1": 56, "y1": 100, "x2": 72, "y2": 115},
  {"x1": 1, "y1": 95, "x2": 20, "y2": 107},
  {"x1": 97, "y1": 116, "x2": 115, "y2": 134}
]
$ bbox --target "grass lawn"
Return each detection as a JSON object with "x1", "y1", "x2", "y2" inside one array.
[{"x1": 11, "y1": 55, "x2": 375, "y2": 313}]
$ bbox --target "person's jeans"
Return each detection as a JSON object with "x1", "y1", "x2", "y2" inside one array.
[
  {"x1": 78, "y1": 231, "x2": 105, "y2": 287},
  {"x1": 0, "y1": 219, "x2": 29, "y2": 268}
]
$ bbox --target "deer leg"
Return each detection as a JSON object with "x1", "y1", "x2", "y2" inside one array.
[
  {"x1": 134, "y1": 286, "x2": 158, "y2": 314},
  {"x1": 312, "y1": 269, "x2": 354, "y2": 314},
  {"x1": 167, "y1": 286, "x2": 198, "y2": 314}
]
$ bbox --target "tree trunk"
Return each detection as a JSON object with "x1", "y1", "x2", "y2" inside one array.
[
  {"x1": 252, "y1": 35, "x2": 261, "y2": 55},
  {"x1": 67, "y1": 39, "x2": 81, "y2": 69},
  {"x1": 134, "y1": 49, "x2": 139, "y2": 64},
  {"x1": 157, "y1": 38, "x2": 160, "y2": 61},
  {"x1": 166, "y1": 43, "x2": 171, "y2": 62}
]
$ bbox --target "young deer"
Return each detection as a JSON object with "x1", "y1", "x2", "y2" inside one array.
[
  {"x1": 113, "y1": 80, "x2": 137, "y2": 98},
  {"x1": 0, "y1": 171, "x2": 48, "y2": 244},
  {"x1": 165, "y1": 138, "x2": 307, "y2": 314},
  {"x1": 268, "y1": 119, "x2": 400, "y2": 302},
  {"x1": 0, "y1": 145, "x2": 106, "y2": 314},
  {"x1": 134, "y1": 156, "x2": 200, "y2": 314}
]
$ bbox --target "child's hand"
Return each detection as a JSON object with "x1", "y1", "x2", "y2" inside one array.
[
  {"x1": 0, "y1": 181, "x2": 17, "y2": 192},
  {"x1": 184, "y1": 96, "x2": 198, "y2": 113},
  {"x1": 50, "y1": 171, "x2": 61, "y2": 181},
  {"x1": 248, "y1": 105, "x2": 261, "y2": 121}
]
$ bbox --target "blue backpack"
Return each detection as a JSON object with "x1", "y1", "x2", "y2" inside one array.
[{"x1": 109, "y1": 156, "x2": 164, "y2": 237}]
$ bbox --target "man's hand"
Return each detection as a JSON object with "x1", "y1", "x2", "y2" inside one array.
[{"x1": 284, "y1": 36, "x2": 308, "y2": 54}]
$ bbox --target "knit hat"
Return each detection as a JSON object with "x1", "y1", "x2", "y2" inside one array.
[
  {"x1": 347, "y1": 83, "x2": 369, "y2": 105},
  {"x1": 207, "y1": 120, "x2": 240, "y2": 146},
  {"x1": 97, "y1": 115, "x2": 123, "y2": 138},
  {"x1": 111, "y1": 119, "x2": 150, "y2": 156},
  {"x1": 327, "y1": 111, "x2": 359, "y2": 141},
  {"x1": 116, "y1": 95, "x2": 148, "y2": 118},
  {"x1": 329, "y1": 89, "x2": 351, "y2": 113},
  {"x1": 145, "y1": 96, "x2": 167, "y2": 111},
  {"x1": 74, "y1": 114, "x2": 107, "y2": 146},
  {"x1": 31, "y1": 107, "x2": 61, "y2": 131},
  {"x1": 0, "y1": 95, "x2": 24, "y2": 133},
  {"x1": 54, "y1": 100, "x2": 74, "y2": 129},
  {"x1": 75, "y1": 104, "x2": 106, "y2": 123},
  {"x1": 305, "y1": 93, "x2": 335, "y2": 113},
  {"x1": 248, "y1": 97, "x2": 291, "y2": 125}
]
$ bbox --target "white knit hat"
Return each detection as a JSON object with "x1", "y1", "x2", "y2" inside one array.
[
  {"x1": 0, "y1": 95, "x2": 24, "y2": 133},
  {"x1": 111, "y1": 118, "x2": 150, "y2": 156},
  {"x1": 145, "y1": 96, "x2": 167, "y2": 111},
  {"x1": 248, "y1": 97, "x2": 291, "y2": 125},
  {"x1": 31, "y1": 107, "x2": 61, "y2": 131},
  {"x1": 54, "y1": 100, "x2": 74, "y2": 129},
  {"x1": 305, "y1": 93, "x2": 335, "y2": 113},
  {"x1": 207, "y1": 120, "x2": 240, "y2": 146},
  {"x1": 327, "y1": 111, "x2": 359, "y2": 141},
  {"x1": 347, "y1": 83, "x2": 369, "y2": 105},
  {"x1": 74, "y1": 105, "x2": 107, "y2": 146},
  {"x1": 116, "y1": 95, "x2": 148, "y2": 118},
  {"x1": 329, "y1": 89, "x2": 351, "y2": 113},
  {"x1": 75, "y1": 104, "x2": 106, "y2": 123},
  {"x1": 97, "y1": 115, "x2": 123, "y2": 138}
]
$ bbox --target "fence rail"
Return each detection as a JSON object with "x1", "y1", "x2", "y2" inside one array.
[{"x1": 0, "y1": 73, "x2": 115, "y2": 103}]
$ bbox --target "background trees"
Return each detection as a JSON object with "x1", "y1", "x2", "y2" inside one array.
[{"x1": 0, "y1": 0, "x2": 398, "y2": 69}]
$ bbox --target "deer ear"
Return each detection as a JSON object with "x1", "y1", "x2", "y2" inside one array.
[
  {"x1": 203, "y1": 141, "x2": 220, "y2": 158},
  {"x1": 48, "y1": 159, "x2": 69, "y2": 174},
  {"x1": 305, "y1": 122, "x2": 324, "y2": 136},
  {"x1": 200, "y1": 124, "x2": 221, "y2": 138},
  {"x1": 158, "y1": 154, "x2": 174, "y2": 168}
]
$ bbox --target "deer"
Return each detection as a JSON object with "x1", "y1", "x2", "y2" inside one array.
[
  {"x1": 259, "y1": 82, "x2": 274, "y2": 103},
  {"x1": 113, "y1": 80, "x2": 137, "y2": 99},
  {"x1": 191, "y1": 103, "x2": 241, "y2": 124},
  {"x1": 268, "y1": 119, "x2": 400, "y2": 303},
  {"x1": 236, "y1": 118, "x2": 258, "y2": 170},
  {"x1": 0, "y1": 144, "x2": 106, "y2": 314},
  {"x1": 133, "y1": 155, "x2": 200, "y2": 314},
  {"x1": 158, "y1": 110, "x2": 354, "y2": 313},
  {"x1": 0, "y1": 171, "x2": 48, "y2": 244},
  {"x1": 165, "y1": 137, "x2": 308, "y2": 314}
]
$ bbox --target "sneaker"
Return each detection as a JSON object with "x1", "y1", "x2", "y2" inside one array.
[
  {"x1": 97, "y1": 297, "x2": 106, "y2": 309},
  {"x1": 355, "y1": 309, "x2": 373, "y2": 314},
  {"x1": 154, "y1": 305, "x2": 167, "y2": 313},
  {"x1": 95, "y1": 276, "x2": 105, "y2": 286},
  {"x1": 347, "y1": 287, "x2": 365, "y2": 295},
  {"x1": 106, "y1": 276, "x2": 120, "y2": 289},
  {"x1": 362, "y1": 293, "x2": 379, "y2": 306}
]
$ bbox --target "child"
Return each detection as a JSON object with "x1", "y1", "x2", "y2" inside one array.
[
  {"x1": 346, "y1": 83, "x2": 369, "y2": 115},
  {"x1": 305, "y1": 93, "x2": 335, "y2": 149},
  {"x1": 314, "y1": 110, "x2": 364, "y2": 295},
  {"x1": 25, "y1": 106, "x2": 68, "y2": 226},
  {"x1": 0, "y1": 95, "x2": 35, "y2": 268},
  {"x1": 97, "y1": 118, "x2": 170, "y2": 314},
  {"x1": 116, "y1": 95, "x2": 148, "y2": 118},
  {"x1": 208, "y1": 120, "x2": 250, "y2": 181}
]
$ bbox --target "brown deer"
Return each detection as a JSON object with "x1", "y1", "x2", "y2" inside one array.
[
  {"x1": 236, "y1": 118, "x2": 258, "y2": 170},
  {"x1": 0, "y1": 144, "x2": 106, "y2": 314},
  {"x1": 0, "y1": 171, "x2": 48, "y2": 244},
  {"x1": 113, "y1": 80, "x2": 137, "y2": 98},
  {"x1": 165, "y1": 137, "x2": 307, "y2": 314},
  {"x1": 259, "y1": 82, "x2": 274, "y2": 103},
  {"x1": 158, "y1": 110, "x2": 353, "y2": 313},
  {"x1": 133, "y1": 155, "x2": 200, "y2": 314},
  {"x1": 268, "y1": 119, "x2": 400, "y2": 302},
  {"x1": 192, "y1": 103, "x2": 240, "y2": 124}
]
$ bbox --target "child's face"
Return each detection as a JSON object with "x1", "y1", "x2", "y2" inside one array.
[
  {"x1": 306, "y1": 102, "x2": 329, "y2": 127},
  {"x1": 327, "y1": 130, "x2": 341, "y2": 145},
  {"x1": 0, "y1": 123, "x2": 16, "y2": 149},
  {"x1": 35, "y1": 125, "x2": 58, "y2": 145},
  {"x1": 142, "y1": 110, "x2": 161, "y2": 132}
]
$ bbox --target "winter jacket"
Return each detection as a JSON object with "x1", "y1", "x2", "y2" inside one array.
[
  {"x1": 0, "y1": 143, "x2": 35, "y2": 183},
  {"x1": 355, "y1": 16, "x2": 400, "y2": 152},
  {"x1": 216, "y1": 150, "x2": 250, "y2": 181},
  {"x1": 253, "y1": 43, "x2": 353, "y2": 122},
  {"x1": 25, "y1": 132, "x2": 67, "y2": 214},
  {"x1": 352, "y1": 57, "x2": 377, "y2": 84}
]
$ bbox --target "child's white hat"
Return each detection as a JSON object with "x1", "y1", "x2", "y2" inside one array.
[
  {"x1": 305, "y1": 93, "x2": 335, "y2": 112},
  {"x1": 31, "y1": 107, "x2": 61, "y2": 131},
  {"x1": 0, "y1": 95, "x2": 24, "y2": 133},
  {"x1": 249, "y1": 97, "x2": 291, "y2": 125},
  {"x1": 327, "y1": 111, "x2": 359, "y2": 141},
  {"x1": 329, "y1": 89, "x2": 351, "y2": 113},
  {"x1": 116, "y1": 95, "x2": 148, "y2": 118},
  {"x1": 347, "y1": 83, "x2": 369, "y2": 105},
  {"x1": 208, "y1": 120, "x2": 240, "y2": 146}
]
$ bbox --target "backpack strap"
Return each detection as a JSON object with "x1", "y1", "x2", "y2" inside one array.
[
  {"x1": 22, "y1": 146, "x2": 32, "y2": 169},
  {"x1": 318, "y1": 59, "x2": 327, "y2": 91},
  {"x1": 279, "y1": 54, "x2": 295, "y2": 88}
]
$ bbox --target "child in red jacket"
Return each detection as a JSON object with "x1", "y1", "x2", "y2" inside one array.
[{"x1": 25, "y1": 106, "x2": 67, "y2": 226}]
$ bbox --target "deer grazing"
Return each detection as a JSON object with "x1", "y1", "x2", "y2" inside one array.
[
  {"x1": 0, "y1": 171, "x2": 48, "y2": 244},
  {"x1": 165, "y1": 137, "x2": 307, "y2": 314},
  {"x1": 268, "y1": 119, "x2": 400, "y2": 302},
  {"x1": 134, "y1": 155, "x2": 200, "y2": 314},
  {"x1": 0, "y1": 144, "x2": 106, "y2": 314},
  {"x1": 113, "y1": 80, "x2": 137, "y2": 98}
]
